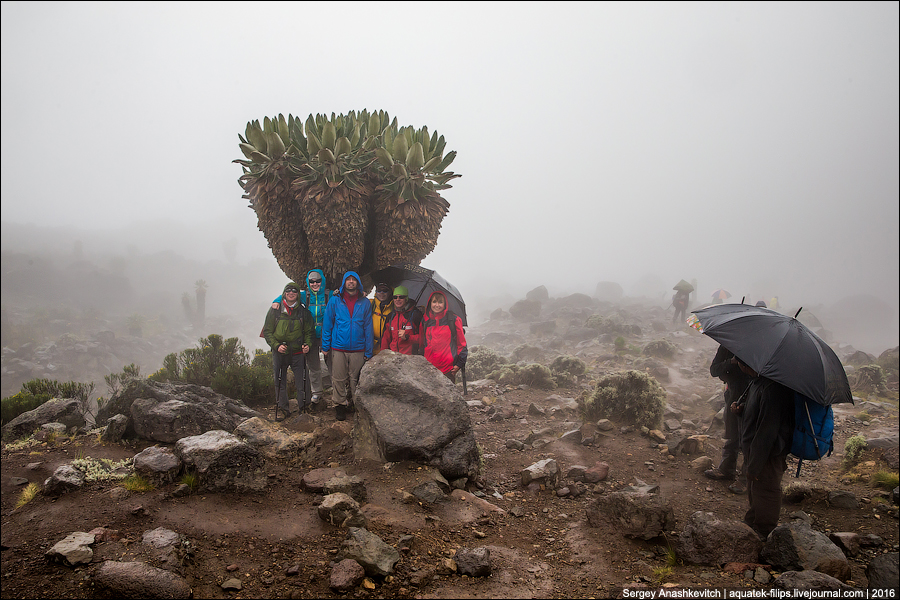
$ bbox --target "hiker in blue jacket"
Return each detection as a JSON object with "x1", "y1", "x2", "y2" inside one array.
[
  {"x1": 320, "y1": 271, "x2": 373, "y2": 421},
  {"x1": 736, "y1": 357, "x2": 795, "y2": 538}
]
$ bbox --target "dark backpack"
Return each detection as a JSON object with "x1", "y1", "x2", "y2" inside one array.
[{"x1": 790, "y1": 392, "x2": 834, "y2": 477}]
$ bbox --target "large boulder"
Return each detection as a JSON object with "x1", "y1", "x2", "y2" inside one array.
[
  {"x1": 867, "y1": 553, "x2": 899, "y2": 592},
  {"x1": 174, "y1": 430, "x2": 267, "y2": 492},
  {"x1": 353, "y1": 352, "x2": 480, "y2": 480},
  {"x1": 97, "y1": 379, "x2": 262, "y2": 443},
  {"x1": 95, "y1": 561, "x2": 191, "y2": 599},
  {"x1": 761, "y1": 520, "x2": 852, "y2": 582},
  {"x1": 1, "y1": 399, "x2": 85, "y2": 441},
  {"x1": 586, "y1": 487, "x2": 675, "y2": 540},
  {"x1": 676, "y1": 511, "x2": 762, "y2": 566},
  {"x1": 133, "y1": 445, "x2": 182, "y2": 485},
  {"x1": 233, "y1": 416, "x2": 316, "y2": 460},
  {"x1": 509, "y1": 299, "x2": 541, "y2": 321}
]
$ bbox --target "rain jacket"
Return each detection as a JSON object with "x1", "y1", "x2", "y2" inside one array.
[
  {"x1": 420, "y1": 291, "x2": 467, "y2": 374},
  {"x1": 740, "y1": 376, "x2": 795, "y2": 478},
  {"x1": 263, "y1": 283, "x2": 315, "y2": 355},
  {"x1": 370, "y1": 296, "x2": 394, "y2": 356},
  {"x1": 381, "y1": 303, "x2": 423, "y2": 355},
  {"x1": 272, "y1": 269, "x2": 330, "y2": 340},
  {"x1": 321, "y1": 271, "x2": 374, "y2": 359},
  {"x1": 709, "y1": 346, "x2": 753, "y2": 405}
]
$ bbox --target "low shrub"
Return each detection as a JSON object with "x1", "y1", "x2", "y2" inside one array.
[
  {"x1": 871, "y1": 470, "x2": 899, "y2": 492},
  {"x1": 466, "y1": 346, "x2": 509, "y2": 381},
  {"x1": 583, "y1": 370, "x2": 665, "y2": 429},
  {"x1": 643, "y1": 339, "x2": 676, "y2": 359},
  {"x1": 2, "y1": 378, "x2": 96, "y2": 426},
  {"x1": 842, "y1": 435, "x2": 867, "y2": 469}
]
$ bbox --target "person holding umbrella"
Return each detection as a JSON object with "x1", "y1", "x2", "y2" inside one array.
[
  {"x1": 421, "y1": 290, "x2": 467, "y2": 383},
  {"x1": 705, "y1": 346, "x2": 752, "y2": 494},
  {"x1": 735, "y1": 356, "x2": 795, "y2": 538},
  {"x1": 380, "y1": 285, "x2": 423, "y2": 355}
]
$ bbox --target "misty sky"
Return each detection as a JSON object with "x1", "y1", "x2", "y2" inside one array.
[{"x1": 2, "y1": 2, "x2": 898, "y2": 329}]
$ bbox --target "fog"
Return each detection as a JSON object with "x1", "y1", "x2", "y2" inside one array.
[{"x1": 2, "y1": 2, "x2": 898, "y2": 354}]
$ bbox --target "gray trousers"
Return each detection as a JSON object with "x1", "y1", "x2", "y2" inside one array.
[
  {"x1": 307, "y1": 337, "x2": 324, "y2": 395},
  {"x1": 330, "y1": 350, "x2": 365, "y2": 407},
  {"x1": 274, "y1": 351, "x2": 306, "y2": 412}
]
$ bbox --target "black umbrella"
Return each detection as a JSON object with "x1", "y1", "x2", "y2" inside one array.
[
  {"x1": 371, "y1": 264, "x2": 467, "y2": 326},
  {"x1": 691, "y1": 303, "x2": 852, "y2": 406}
]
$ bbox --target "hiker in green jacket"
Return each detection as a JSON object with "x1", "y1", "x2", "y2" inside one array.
[{"x1": 263, "y1": 282, "x2": 314, "y2": 421}]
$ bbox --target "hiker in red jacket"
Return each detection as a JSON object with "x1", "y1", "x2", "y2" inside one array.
[
  {"x1": 380, "y1": 285, "x2": 423, "y2": 355},
  {"x1": 421, "y1": 291, "x2": 467, "y2": 382}
]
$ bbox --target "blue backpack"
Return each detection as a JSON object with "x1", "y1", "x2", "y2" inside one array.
[{"x1": 790, "y1": 392, "x2": 834, "y2": 477}]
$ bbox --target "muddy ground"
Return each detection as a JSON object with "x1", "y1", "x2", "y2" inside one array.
[{"x1": 1, "y1": 308, "x2": 898, "y2": 599}]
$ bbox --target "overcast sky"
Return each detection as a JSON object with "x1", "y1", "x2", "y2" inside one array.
[{"x1": 2, "y1": 1, "x2": 898, "y2": 343}]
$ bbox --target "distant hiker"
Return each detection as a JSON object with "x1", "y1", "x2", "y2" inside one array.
[
  {"x1": 705, "y1": 346, "x2": 752, "y2": 494},
  {"x1": 380, "y1": 285, "x2": 423, "y2": 355},
  {"x1": 270, "y1": 269, "x2": 330, "y2": 411},
  {"x1": 770, "y1": 296, "x2": 780, "y2": 311},
  {"x1": 672, "y1": 289, "x2": 690, "y2": 323},
  {"x1": 321, "y1": 271, "x2": 373, "y2": 421},
  {"x1": 755, "y1": 300, "x2": 767, "y2": 308},
  {"x1": 421, "y1": 291, "x2": 467, "y2": 383},
  {"x1": 736, "y1": 357, "x2": 795, "y2": 539},
  {"x1": 370, "y1": 282, "x2": 395, "y2": 356},
  {"x1": 263, "y1": 282, "x2": 313, "y2": 421}
]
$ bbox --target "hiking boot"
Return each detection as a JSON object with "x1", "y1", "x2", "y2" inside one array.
[
  {"x1": 335, "y1": 405, "x2": 347, "y2": 421},
  {"x1": 728, "y1": 480, "x2": 747, "y2": 495},
  {"x1": 275, "y1": 410, "x2": 291, "y2": 422},
  {"x1": 704, "y1": 468, "x2": 735, "y2": 481}
]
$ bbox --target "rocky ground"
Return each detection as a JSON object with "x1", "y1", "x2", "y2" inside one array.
[{"x1": 1, "y1": 294, "x2": 898, "y2": 599}]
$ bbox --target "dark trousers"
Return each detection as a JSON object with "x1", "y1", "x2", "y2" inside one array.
[
  {"x1": 745, "y1": 452, "x2": 788, "y2": 538},
  {"x1": 718, "y1": 403, "x2": 745, "y2": 482},
  {"x1": 274, "y1": 351, "x2": 306, "y2": 412}
]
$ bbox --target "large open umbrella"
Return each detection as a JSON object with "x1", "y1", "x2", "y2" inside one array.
[
  {"x1": 711, "y1": 289, "x2": 731, "y2": 301},
  {"x1": 370, "y1": 264, "x2": 467, "y2": 326},
  {"x1": 690, "y1": 303, "x2": 852, "y2": 406},
  {"x1": 673, "y1": 279, "x2": 694, "y2": 293}
]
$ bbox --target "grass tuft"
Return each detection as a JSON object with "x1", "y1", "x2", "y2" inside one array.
[
  {"x1": 14, "y1": 483, "x2": 41, "y2": 510},
  {"x1": 871, "y1": 471, "x2": 899, "y2": 492},
  {"x1": 122, "y1": 474, "x2": 154, "y2": 492}
]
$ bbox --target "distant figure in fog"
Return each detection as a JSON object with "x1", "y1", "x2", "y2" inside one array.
[{"x1": 672, "y1": 289, "x2": 690, "y2": 323}]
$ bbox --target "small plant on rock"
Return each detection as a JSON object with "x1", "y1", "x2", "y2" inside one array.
[
  {"x1": 842, "y1": 435, "x2": 867, "y2": 469},
  {"x1": 180, "y1": 472, "x2": 200, "y2": 491}
]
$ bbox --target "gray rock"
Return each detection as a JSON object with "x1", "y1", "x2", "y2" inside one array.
[
  {"x1": 412, "y1": 480, "x2": 448, "y2": 504},
  {"x1": 2, "y1": 399, "x2": 85, "y2": 441},
  {"x1": 521, "y1": 458, "x2": 559, "y2": 488},
  {"x1": 133, "y1": 445, "x2": 182, "y2": 485},
  {"x1": 96, "y1": 379, "x2": 262, "y2": 442},
  {"x1": 586, "y1": 488, "x2": 675, "y2": 540},
  {"x1": 829, "y1": 532, "x2": 861, "y2": 557},
  {"x1": 455, "y1": 547, "x2": 491, "y2": 577},
  {"x1": 867, "y1": 552, "x2": 899, "y2": 592},
  {"x1": 41, "y1": 422, "x2": 67, "y2": 434},
  {"x1": 509, "y1": 298, "x2": 541, "y2": 321},
  {"x1": 675, "y1": 511, "x2": 762, "y2": 566},
  {"x1": 101, "y1": 414, "x2": 129, "y2": 443},
  {"x1": 174, "y1": 430, "x2": 266, "y2": 492},
  {"x1": 221, "y1": 578, "x2": 242, "y2": 591},
  {"x1": 95, "y1": 561, "x2": 191, "y2": 599},
  {"x1": 330, "y1": 558, "x2": 365, "y2": 591},
  {"x1": 761, "y1": 520, "x2": 852, "y2": 582},
  {"x1": 43, "y1": 464, "x2": 85, "y2": 496},
  {"x1": 141, "y1": 527, "x2": 181, "y2": 549},
  {"x1": 353, "y1": 352, "x2": 480, "y2": 480},
  {"x1": 301, "y1": 468, "x2": 347, "y2": 493},
  {"x1": 774, "y1": 570, "x2": 856, "y2": 593},
  {"x1": 583, "y1": 461, "x2": 609, "y2": 483},
  {"x1": 827, "y1": 490, "x2": 859, "y2": 509},
  {"x1": 339, "y1": 527, "x2": 400, "y2": 577},
  {"x1": 318, "y1": 493, "x2": 366, "y2": 528},
  {"x1": 233, "y1": 416, "x2": 316, "y2": 460},
  {"x1": 324, "y1": 475, "x2": 367, "y2": 503},
  {"x1": 46, "y1": 532, "x2": 94, "y2": 566}
]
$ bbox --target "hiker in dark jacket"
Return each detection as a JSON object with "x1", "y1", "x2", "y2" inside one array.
[
  {"x1": 380, "y1": 285, "x2": 423, "y2": 355},
  {"x1": 263, "y1": 282, "x2": 314, "y2": 420},
  {"x1": 271, "y1": 268, "x2": 330, "y2": 410},
  {"x1": 736, "y1": 358, "x2": 795, "y2": 538},
  {"x1": 421, "y1": 291, "x2": 467, "y2": 383},
  {"x1": 705, "y1": 345, "x2": 753, "y2": 494}
]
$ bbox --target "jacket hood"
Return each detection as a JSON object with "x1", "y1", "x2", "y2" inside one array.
[
  {"x1": 340, "y1": 271, "x2": 363, "y2": 295},
  {"x1": 283, "y1": 282, "x2": 301, "y2": 294},
  {"x1": 306, "y1": 269, "x2": 326, "y2": 291}
]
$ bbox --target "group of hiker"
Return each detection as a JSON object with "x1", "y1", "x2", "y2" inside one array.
[{"x1": 262, "y1": 269, "x2": 467, "y2": 422}]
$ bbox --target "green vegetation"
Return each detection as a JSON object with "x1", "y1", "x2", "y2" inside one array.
[
  {"x1": 871, "y1": 471, "x2": 899, "y2": 492},
  {"x1": 642, "y1": 339, "x2": 676, "y2": 359},
  {"x1": 71, "y1": 457, "x2": 134, "y2": 482},
  {"x1": 842, "y1": 435, "x2": 867, "y2": 469},
  {"x1": 150, "y1": 334, "x2": 274, "y2": 405},
  {"x1": 583, "y1": 370, "x2": 665, "y2": 429},
  {"x1": 14, "y1": 483, "x2": 41, "y2": 510},
  {"x1": 585, "y1": 314, "x2": 627, "y2": 334},
  {"x1": 549, "y1": 355, "x2": 586, "y2": 388},
  {"x1": 104, "y1": 364, "x2": 142, "y2": 397},
  {"x1": 180, "y1": 472, "x2": 200, "y2": 491},
  {"x1": 122, "y1": 474, "x2": 154, "y2": 492},
  {"x1": 466, "y1": 347, "x2": 509, "y2": 381},
  {"x1": 849, "y1": 364, "x2": 888, "y2": 395},
  {"x1": 1, "y1": 378, "x2": 96, "y2": 426}
]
